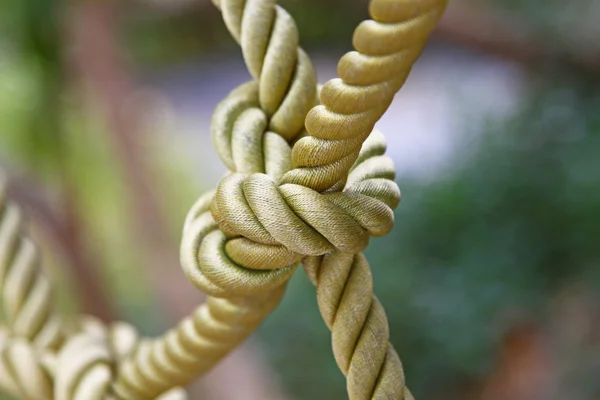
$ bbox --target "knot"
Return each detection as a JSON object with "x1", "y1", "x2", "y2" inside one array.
[{"x1": 181, "y1": 130, "x2": 400, "y2": 298}]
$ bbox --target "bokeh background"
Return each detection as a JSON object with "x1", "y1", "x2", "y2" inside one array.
[{"x1": 2, "y1": 0, "x2": 600, "y2": 399}]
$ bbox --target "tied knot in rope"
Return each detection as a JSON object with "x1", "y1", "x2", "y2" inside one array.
[
  {"x1": 0, "y1": 0, "x2": 448, "y2": 398},
  {"x1": 179, "y1": 0, "x2": 447, "y2": 301},
  {"x1": 176, "y1": 1, "x2": 447, "y2": 397},
  {"x1": 182, "y1": 124, "x2": 401, "y2": 298}
]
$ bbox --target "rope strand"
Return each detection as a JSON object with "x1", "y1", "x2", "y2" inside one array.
[
  {"x1": 282, "y1": 0, "x2": 447, "y2": 192},
  {"x1": 0, "y1": 176, "x2": 65, "y2": 351}
]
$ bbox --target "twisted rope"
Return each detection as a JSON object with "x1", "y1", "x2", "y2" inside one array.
[
  {"x1": 302, "y1": 130, "x2": 411, "y2": 399},
  {"x1": 115, "y1": 0, "x2": 445, "y2": 397},
  {"x1": 113, "y1": 0, "x2": 320, "y2": 394},
  {"x1": 0, "y1": 176, "x2": 65, "y2": 351},
  {"x1": 55, "y1": 317, "x2": 187, "y2": 400},
  {"x1": 283, "y1": 0, "x2": 448, "y2": 192},
  {"x1": 304, "y1": 253, "x2": 414, "y2": 400},
  {"x1": 211, "y1": 0, "x2": 318, "y2": 144},
  {"x1": 0, "y1": 310, "x2": 188, "y2": 400},
  {"x1": 0, "y1": 176, "x2": 188, "y2": 399},
  {"x1": 0, "y1": 327, "x2": 54, "y2": 399},
  {"x1": 0, "y1": 0, "x2": 446, "y2": 398}
]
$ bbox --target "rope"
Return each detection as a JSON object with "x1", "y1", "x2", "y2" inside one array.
[
  {"x1": 112, "y1": 0, "x2": 320, "y2": 391},
  {"x1": 0, "y1": 176, "x2": 65, "y2": 351},
  {"x1": 53, "y1": 317, "x2": 187, "y2": 400},
  {"x1": 283, "y1": 0, "x2": 448, "y2": 192},
  {"x1": 0, "y1": 176, "x2": 188, "y2": 399},
  {"x1": 0, "y1": 0, "x2": 447, "y2": 398},
  {"x1": 0, "y1": 327, "x2": 54, "y2": 399},
  {"x1": 304, "y1": 130, "x2": 411, "y2": 399}
]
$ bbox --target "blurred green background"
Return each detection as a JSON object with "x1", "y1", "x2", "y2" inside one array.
[{"x1": 1, "y1": 0, "x2": 600, "y2": 399}]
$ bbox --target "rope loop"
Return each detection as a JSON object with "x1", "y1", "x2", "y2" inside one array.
[{"x1": 0, "y1": 0, "x2": 448, "y2": 398}]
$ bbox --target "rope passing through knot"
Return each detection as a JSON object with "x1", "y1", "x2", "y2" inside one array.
[
  {"x1": 0, "y1": 0, "x2": 448, "y2": 398},
  {"x1": 179, "y1": 0, "x2": 446, "y2": 300},
  {"x1": 172, "y1": 0, "x2": 446, "y2": 398},
  {"x1": 181, "y1": 126, "x2": 400, "y2": 298}
]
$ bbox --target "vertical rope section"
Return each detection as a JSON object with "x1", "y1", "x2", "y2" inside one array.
[
  {"x1": 304, "y1": 253, "x2": 414, "y2": 400},
  {"x1": 301, "y1": 129, "x2": 412, "y2": 399}
]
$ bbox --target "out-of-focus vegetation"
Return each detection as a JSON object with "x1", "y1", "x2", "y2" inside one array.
[
  {"x1": 0, "y1": 0, "x2": 201, "y2": 330},
  {"x1": 1, "y1": 0, "x2": 600, "y2": 399},
  {"x1": 259, "y1": 84, "x2": 600, "y2": 399}
]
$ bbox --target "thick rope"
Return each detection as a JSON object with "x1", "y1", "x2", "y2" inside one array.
[
  {"x1": 211, "y1": 0, "x2": 318, "y2": 145},
  {"x1": 301, "y1": 130, "x2": 411, "y2": 399},
  {"x1": 0, "y1": 176, "x2": 188, "y2": 400},
  {"x1": 0, "y1": 0, "x2": 446, "y2": 398},
  {"x1": 114, "y1": 0, "x2": 445, "y2": 397},
  {"x1": 283, "y1": 0, "x2": 448, "y2": 192},
  {"x1": 54, "y1": 317, "x2": 187, "y2": 400},
  {"x1": 112, "y1": 0, "x2": 320, "y2": 393},
  {"x1": 0, "y1": 175, "x2": 65, "y2": 351},
  {"x1": 0, "y1": 309, "x2": 188, "y2": 400},
  {"x1": 0, "y1": 327, "x2": 54, "y2": 399},
  {"x1": 304, "y1": 253, "x2": 414, "y2": 400}
]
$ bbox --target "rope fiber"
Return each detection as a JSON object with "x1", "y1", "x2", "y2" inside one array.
[{"x1": 0, "y1": 0, "x2": 447, "y2": 398}]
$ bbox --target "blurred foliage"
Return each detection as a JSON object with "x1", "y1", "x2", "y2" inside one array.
[
  {"x1": 0, "y1": 0, "x2": 64, "y2": 178},
  {"x1": 258, "y1": 82, "x2": 600, "y2": 399},
  {"x1": 123, "y1": 0, "x2": 369, "y2": 68},
  {"x1": 485, "y1": 0, "x2": 600, "y2": 54},
  {"x1": 0, "y1": 0, "x2": 203, "y2": 333}
]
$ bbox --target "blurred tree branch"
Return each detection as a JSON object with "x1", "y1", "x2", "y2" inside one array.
[
  {"x1": 0, "y1": 0, "x2": 117, "y2": 323},
  {"x1": 435, "y1": 0, "x2": 600, "y2": 74},
  {"x1": 480, "y1": 323, "x2": 556, "y2": 400},
  {"x1": 5, "y1": 169, "x2": 116, "y2": 322},
  {"x1": 67, "y1": 2, "x2": 199, "y2": 318}
]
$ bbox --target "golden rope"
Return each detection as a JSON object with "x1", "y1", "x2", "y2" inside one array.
[
  {"x1": 0, "y1": 0, "x2": 447, "y2": 398},
  {"x1": 283, "y1": 0, "x2": 447, "y2": 192},
  {"x1": 0, "y1": 176, "x2": 65, "y2": 351},
  {"x1": 113, "y1": 0, "x2": 320, "y2": 392}
]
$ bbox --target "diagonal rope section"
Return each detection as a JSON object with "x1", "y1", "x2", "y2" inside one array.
[
  {"x1": 0, "y1": 175, "x2": 65, "y2": 351},
  {"x1": 0, "y1": 175, "x2": 189, "y2": 399},
  {"x1": 283, "y1": 0, "x2": 448, "y2": 192}
]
